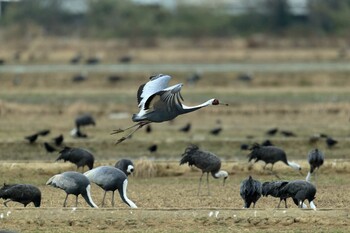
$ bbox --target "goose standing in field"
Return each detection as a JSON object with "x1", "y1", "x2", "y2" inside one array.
[
  {"x1": 112, "y1": 74, "x2": 227, "y2": 144},
  {"x1": 56, "y1": 147, "x2": 95, "y2": 171},
  {"x1": 84, "y1": 166, "x2": 137, "y2": 208},
  {"x1": 71, "y1": 114, "x2": 96, "y2": 138},
  {"x1": 46, "y1": 171, "x2": 98, "y2": 208},
  {"x1": 239, "y1": 176, "x2": 262, "y2": 208},
  {"x1": 326, "y1": 137, "x2": 338, "y2": 148},
  {"x1": 0, "y1": 184, "x2": 41, "y2": 207},
  {"x1": 306, "y1": 148, "x2": 324, "y2": 182},
  {"x1": 247, "y1": 143, "x2": 301, "y2": 177},
  {"x1": 115, "y1": 159, "x2": 134, "y2": 176},
  {"x1": 279, "y1": 180, "x2": 317, "y2": 210},
  {"x1": 179, "y1": 144, "x2": 228, "y2": 196}
]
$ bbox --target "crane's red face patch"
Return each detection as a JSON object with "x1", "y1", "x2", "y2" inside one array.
[{"x1": 212, "y1": 99, "x2": 219, "y2": 105}]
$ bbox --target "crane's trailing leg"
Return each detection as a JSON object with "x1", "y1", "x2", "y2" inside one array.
[
  {"x1": 101, "y1": 191, "x2": 107, "y2": 207},
  {"x1": 112, "y1": 122, "x2": 150, "y2": 144},
  {"x1": 63, "y1": 194, "x2": 69, "y2": 207}
]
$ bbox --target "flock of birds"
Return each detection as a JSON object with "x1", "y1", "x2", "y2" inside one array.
[{"x1": 1, "y1": 74, "x2": 326, "y2": 211}]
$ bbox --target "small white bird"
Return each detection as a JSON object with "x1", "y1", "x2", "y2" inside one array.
[{"x1": 112, "y1": 74, "x2": 227, "y2": 144}]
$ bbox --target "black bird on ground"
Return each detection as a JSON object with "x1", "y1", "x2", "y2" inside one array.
[
  {"x1": 46, "y1": 171, "x2": 98, "y2": 208},
  {"x1": 261, "y1": 140, "x2": 274, "y2": 147},
  {"x1": 306, "y1": 148, "x2": 324, "y2": 182},
  {"x1": 0, "y1": 184, "x2": 41, "y2": 207},
  {"x1": 70, "y1": 53, "x2": 82, "y2": 64},
  {"x1": 145, "y1": 124, "x2": 152, "y2": 133},
  {"x1": 119, "y1": 55, "x2": 132, "y2": 63},
  {"x1": 44, "y1": 142, "x2": 57, "y2": 153},
  {"x1": 279, "y1": 180, "x2": 317, "y2": 210},
  {"x1": 53, "y1": 134, "x2": 64, "y2": 146},
  {"x1": 25, "y1": 129, "x2": 51, "y2": 143},
  {"x1": 240, "y1": 143, "x2": 250, "y2": 150},
  {"x1": 56, "y1": 147, "x2": 95, "y2": 171},
  {"x1": 179, "y1": 144, "x2": 228, "y2": 196},
  {"x1": 326, "y1": 137, "x2": 338, "y2": 148},
  {"x1": 179, "y1": 123, "x2": 191, "y2": 133},
  {"x1": 115, "y1": 159, "x2": 134, "y2": 176},
  {"x1": 210, "y1": 126, "x2": 222, "y2": 136},
  {"x1": 85, "y1": 57, "x2": 100, "y2": 65},
  {"x1": 148, "y1": 144, "x2": 158, "y2": 153},
  {"x1": 280, "y1": 130, "x2": 296, "y2": 137},
  {"x1": 71, "y1": 114, "x2": 96, "y2": 138},
  {"x1": 37, "y1": 129, "x2": 50, "y2": 136},
  {"x1": 239, "y1": 176, "x2": 262, "y2": 208},
  {"x1": 266, "y1": 128, "x2": 278, "y2": 136},
  {"x1": 25, "y1": 133, "x2": 39, "y2": 144},
  {"x1": 107, "y1": 75, "x2": 122, "y2": 83},
  {"x1": 72, "y1": 74, "x2": 87, "y2": 83},
  {"x1": 84, "y1": 166, "x2": 137, "y2": 208},
  {"x1": 247, "y1": 143, "x2": 301, "y2": 176}
]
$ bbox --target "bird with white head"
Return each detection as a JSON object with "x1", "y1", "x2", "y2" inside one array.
[{"x1": 112, "y1": 74, "x2": 227, "y2": 144}]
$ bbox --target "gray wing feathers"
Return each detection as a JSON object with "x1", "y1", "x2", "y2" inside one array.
[{"x1": 46, "y1": 174, "x2": 77, "y2": 190}]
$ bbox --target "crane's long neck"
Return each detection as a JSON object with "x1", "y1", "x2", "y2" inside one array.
[
  {"x1": 180, "y1": 99, "x2": 215, "y2": 114},
  {"x1": 118, "y1": 180, "x2": 137, "y2": 208},
  {"x1": 287, "y1": 161, "x2": 301, "y2": 170},
  {"x1": 82, "y1": 184, "x2": 98, "y2": 208}
]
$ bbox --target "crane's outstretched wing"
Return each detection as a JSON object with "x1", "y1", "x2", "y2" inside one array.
[{"x1": 137, "y1": 74, "x2": 172, "y2": 109}]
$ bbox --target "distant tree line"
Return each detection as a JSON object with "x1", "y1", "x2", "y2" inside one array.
[{"x1": 1, "y1": 0, "x2": 350, "y2": 39}]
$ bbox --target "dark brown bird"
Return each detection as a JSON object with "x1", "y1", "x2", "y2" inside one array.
[
  {"x1": 44, "y1": 142, "x2": 57, "y2": 153},
  {"x1": 266, "y1": 128, "x2": 278, "y2": 136},
  {"x1": 179, "y1": 123, "x2": 191, "y2": 133},
  {"x1": 25, "y1": 133, "x2": 38, "y2": 144},
  {"x1": 210, "y1": 126, "x2": 222, "y2": 136},
  {"x1": 280, "y1": 130, "x2": 296, "y2": 137},
  {"x1": 37, "y1": 129, "x2": 50, "y2": 136},
  {"x1": 326, "y1": 137, "x2": 337, "y2": 148},
  {"x1": 148, "y1": 144, "x2": 158, "y2": 153},
  {"x1": 53, "y1": 134, "x2": 64, "y2": 146},
  {"x1": 179, "y1": 145, "x2": 228, "y2": 195}
]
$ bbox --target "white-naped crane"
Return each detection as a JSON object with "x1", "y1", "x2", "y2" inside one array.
[
  {"x1": 306, "y1": 148, "x2": 324, "y2": 182},
  {"x1": 261, "y1": 180, "x2": 306, "y2": 208},
  {"x1": 112, "y1": 74, "x2": 227, "y2": 144},
  {"x1": 247, "y1": 143, "x2": 301, "y2": 178},
  {"x1": 279, "y1": 180, "x2": 317, "y2": 210},
  {"x1": 115, "y1": 159, "x2": 134, "y2": 176},
  {"x1": 84, "y1": 166, "x2": 137, "y2": 208},
  {"x1": 46, "y1": 171, "x2": 98, "y2": 208},
  {"x1": 239, "y1": 175, "x2": 262, "y2": 208},
  {"x1": 179, "y1": 144, "x2": 228, "y2": 196},
  {"x1": 0, "y1": 184, "x2": 41, "y2": 207}
]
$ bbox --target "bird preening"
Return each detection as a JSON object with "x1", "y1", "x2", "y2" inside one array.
[
  {"x1": 112, "y1": 74, "x2": 228, "y2": 144},
  {"x1": 179, "y1": 144, "x2": 228, "y2": 196}
]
